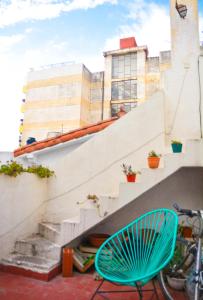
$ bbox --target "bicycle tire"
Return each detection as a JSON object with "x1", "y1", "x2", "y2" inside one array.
[{"x1": 158, "y1": 271, "x2": 174, "y2": 300}]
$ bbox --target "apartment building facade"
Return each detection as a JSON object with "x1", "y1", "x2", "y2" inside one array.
[{"x1": 20, "y1": 37, "x2": 170, "y2": 145}]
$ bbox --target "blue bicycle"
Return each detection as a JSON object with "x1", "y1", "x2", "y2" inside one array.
[{"x1": 158, "y1": 204, "x2": 203, "y2": 300}]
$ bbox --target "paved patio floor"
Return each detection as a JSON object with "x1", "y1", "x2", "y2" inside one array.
[{"x1": 0, "y1": 270, "x2": 187, "y2": 300}]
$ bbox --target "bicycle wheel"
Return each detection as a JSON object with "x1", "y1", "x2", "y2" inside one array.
[{"x1": 158, "y1": 271, "x2": 174, "y2": 300}]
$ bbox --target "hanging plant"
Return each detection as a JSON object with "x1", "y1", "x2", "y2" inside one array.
[
  {"x1": 26, "y1": 165, "x2": 55, "y2": 178},
  {"x1": 0, "y1": 161, "x2": 54, "y2": 178},
  {"x1": 0, "y1": 160, "x2": 25, "y2": 177}
]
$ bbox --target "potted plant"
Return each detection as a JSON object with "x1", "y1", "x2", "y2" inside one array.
[
  {"x1": 148, "y1": 151, "x2": 161, "y2": 169},
  {"x1": 121, "y1": 164, "x2": 141, "y2": 182},
  {"x1": 171, "y1": 140, "x2": 183, "y2": 153},
  {"x1": 178, "y1": 221, "x2": 192, "y2": 238},
  {"x1": 165, "y1": 244, "x2": 186, "y2": 290}
]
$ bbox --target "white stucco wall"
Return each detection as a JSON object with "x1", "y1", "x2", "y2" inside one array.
[
  {"x1": 199, "y1": 55, "x2": 203, "y2": 137},
  {"x1": 163, "y1": 0, "x2": 201, "y2": 141},
  {"x1": 44, "y1": 92, "x2": 165, "y2": 222},
  {"x1": 0, "y1": 174, "x2": 47, "y2": 259},
  {"x1": 76, "y1": 167, "x2": 203, "y2": 239},
  {"x1": 0, "y1": 152, "x2": 13, "y2": 163},
  {"x1": 17, "y1": 134, "x2": 94, "y2": 167}
]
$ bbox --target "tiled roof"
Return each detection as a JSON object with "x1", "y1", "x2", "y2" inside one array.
[{"x1": 14, "y1": 117, "x2": 118, "y2": 157}]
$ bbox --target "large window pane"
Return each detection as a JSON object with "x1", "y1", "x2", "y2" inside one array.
[
  {"x1": 111, "y1": 80, "x2": 137, "y2": 100},
  {"x1": 112, "y1": 53, "x2": 137, "y2": 79}
]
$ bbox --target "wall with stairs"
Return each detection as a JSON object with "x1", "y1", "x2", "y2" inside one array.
[
  {"x1": 1, "y1": 93, "x2": 203, "y2": 280},
  {"x1": 44, "y1": 91, "x2": 165, "y2": 222},
  {"x1": 1, "y1": 139, "x2": 202, "y2": 281},
  {"x1": 0, "y1": 174, "x2": 47, "y2": 260}
]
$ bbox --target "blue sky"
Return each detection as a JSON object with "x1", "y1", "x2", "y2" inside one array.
[{"x1": 0, "y1": 0, "x2": 202, "y2": 150}]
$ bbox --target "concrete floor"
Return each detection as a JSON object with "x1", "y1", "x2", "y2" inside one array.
[{"x1": 0, "y1": 270, "x2": 187, "y2": 300}]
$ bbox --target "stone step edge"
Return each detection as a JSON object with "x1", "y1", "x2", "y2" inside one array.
[
  {"x1": 0, "y1": 262, "x2": 61, "y2": 281},
  {"x1": 39, "y1": 222, "x2": 61, "y2": 234}
]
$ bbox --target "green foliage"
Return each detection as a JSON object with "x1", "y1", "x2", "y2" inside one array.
[
  {"x1": 169, "y1": 244, "x2": 184, "y2": 268},
  {"x1": 121, "y1": 163, "x2": 141, "y2": 175},
  {"x1": 0, "y1": 161, "x2": 54, "y2": 179},
  {"x1": 171, "y1": 140, "x2": 182, "y2": 145},
  {"x1": 26, "y1": 165, "x2": 55, "y2": 178},
  {"x1": 148, "y1": 151, "x2": 161, "y2": 158},
  {"x1": 0, "y1": 160, "x2": 25, "y2": 177}
]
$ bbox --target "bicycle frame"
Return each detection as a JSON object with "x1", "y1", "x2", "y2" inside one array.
[{"x1": 158, "y1": 205, "x2": 203, "y2": 300}]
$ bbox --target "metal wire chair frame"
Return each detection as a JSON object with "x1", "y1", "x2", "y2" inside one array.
[{"x1": 91, "y1": 208, "x2": 178, "y2": 300}]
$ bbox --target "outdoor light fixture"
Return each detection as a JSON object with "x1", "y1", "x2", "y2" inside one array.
[{"x1": 175, "y1": 1, "x2": 187, "y2": 19}]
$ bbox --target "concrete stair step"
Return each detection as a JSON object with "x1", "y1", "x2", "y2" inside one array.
[
  {"x1": 0, "y1": 253, "x2": 61, "y2": 281},
  {"x1": 14, "y1": 234, "x2": 61, "y2": 261},
  {"x1": 39, "y1": 222, "x2": 61, "y2": 244}
]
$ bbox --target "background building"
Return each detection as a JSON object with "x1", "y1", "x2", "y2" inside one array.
[{"x1": 20, "y1": 37, "x2": 171, "y2": 145}]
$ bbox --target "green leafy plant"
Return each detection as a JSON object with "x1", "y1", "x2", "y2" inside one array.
[
  {"x1": 0, "y1": 161, "x2": 54, "y2": 178},
  {"x1": 77, "y1": 194, "x2": 108, "y2": 218},
  {"x1": 0, "y1": 160, "x2": 25, "y2": 177},
  {"x1": 26, "y1": 165, "x2": 54, "y2": 178},
  {"x1": 121, "y1": 163, "x2": 141, "y2": 176},
  {"x1": 148, "y1": 151, "x2": 161, "y2": 158},
  {"x1": 171, "y1": 140, "x2": 182, "y2": 145},
  {"x1": 166, "y1": 243, "x2": 186, "y2": 279}
]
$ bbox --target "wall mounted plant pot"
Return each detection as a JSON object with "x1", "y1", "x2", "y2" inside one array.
[
  {"x1": 148, "y1": 157, "x2": 160, "y2": 169},
  {"x1": 172, "y1": 143, "x2": 182, "y2": 153},
  {"x1": 126, "y1": 174, "x2": 136, "y2": 182}
]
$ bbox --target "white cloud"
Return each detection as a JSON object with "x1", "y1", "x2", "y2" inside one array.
[
  {"x1": 104, "y1": 0, "x2": 203, "y2": 56},
  {"x1": 0, "y1": 0, "x2": 117, "y2": 27},
  {"x1": 104, "y1": 0, "x2": 170, "y2": 56},
  {"x1": 0, "y1": 34, "x2": 25, "y2": 54}
]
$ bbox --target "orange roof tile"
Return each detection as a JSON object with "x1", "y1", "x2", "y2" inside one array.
[{"x1": 14, "y1": 117, "x2": 118, "y2": 157}]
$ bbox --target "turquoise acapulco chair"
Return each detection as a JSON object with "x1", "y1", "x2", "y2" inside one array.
[{"x1": 91, "y1": 208, "x2": 178, "y2": 300}]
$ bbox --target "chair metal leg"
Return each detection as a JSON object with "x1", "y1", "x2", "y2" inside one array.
[
  {"x1": 135, "y1": 283, "x2": 143, "y2": 300},
  {"x1": 152, "y1": 278, "x2": 160, "y2": 300},
  {"x1": 90, "y1": 279, "x2": 105, "y2": 300}
]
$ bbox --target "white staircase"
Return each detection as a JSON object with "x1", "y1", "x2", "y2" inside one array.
[{"x1": 1, "y1": 139, "x2": 202, "y2": 280}]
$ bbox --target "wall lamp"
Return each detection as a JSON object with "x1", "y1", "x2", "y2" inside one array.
[{"x1": 175, "y1": 1, "x2": 187, "y2": 18}]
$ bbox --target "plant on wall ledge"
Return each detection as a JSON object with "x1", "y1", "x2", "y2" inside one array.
[
  {"x1": 77, "y1": 194, "x2": 108, "y2": 218},
  {"x1": 26, "y1": 165, "x2": 55, "y2": 178},
  {"x1": 0, "y1": 160, "x2": 54, "y2": 178},
  {"x1": 0, "y1": 160, "x2": 25, "y2": 177}
]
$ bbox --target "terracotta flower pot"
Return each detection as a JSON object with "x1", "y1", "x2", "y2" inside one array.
[
  {"x1": 148, "y1": 157, "x2": 160, "y2": 169},
  {"x1": 182, "y1": 226, "x2": 192, "y2": 238},
  {"x1": 126, "y1": 174, "x2": 136, "y2": 182},
  {"x1": 88, "y1": 233, "x2": 110, "y2": 248}
]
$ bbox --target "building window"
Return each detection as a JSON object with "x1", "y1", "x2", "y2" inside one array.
[
  {"x1": 111, "y1": 102, "x2": 137, "y2": 117},
  {"x1": 112, "y1": 53, "x2": 137, "y2": 79},
  {"x1": 111, "y1": 80, "x2": 137, "y2": 100}
]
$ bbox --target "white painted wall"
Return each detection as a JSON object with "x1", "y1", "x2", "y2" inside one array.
[
  {"x1": 199, "y1": 55, "x2": 203, "y2": 137},
  {"x1": 0, "y1": 174, "x2": 47, "y2": 259},
  {"x1": 163, "y1": 0, "x2": 201, "y2": 141},
  {"x1": 44, "y1": 92, "x2": 165, "y2": 222},
  {"x1": 27, "y1": 63, "x2": 83, "y2": 82},
  {"x1": 0, "y1": 152, "x2": 13, "y2": 163},
  {"x1": 17, "y1": 134, "x2": 94, "y2": 167},
  {"x1": 78, "y1": 167, "x2": 203, "y2": 238}
]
